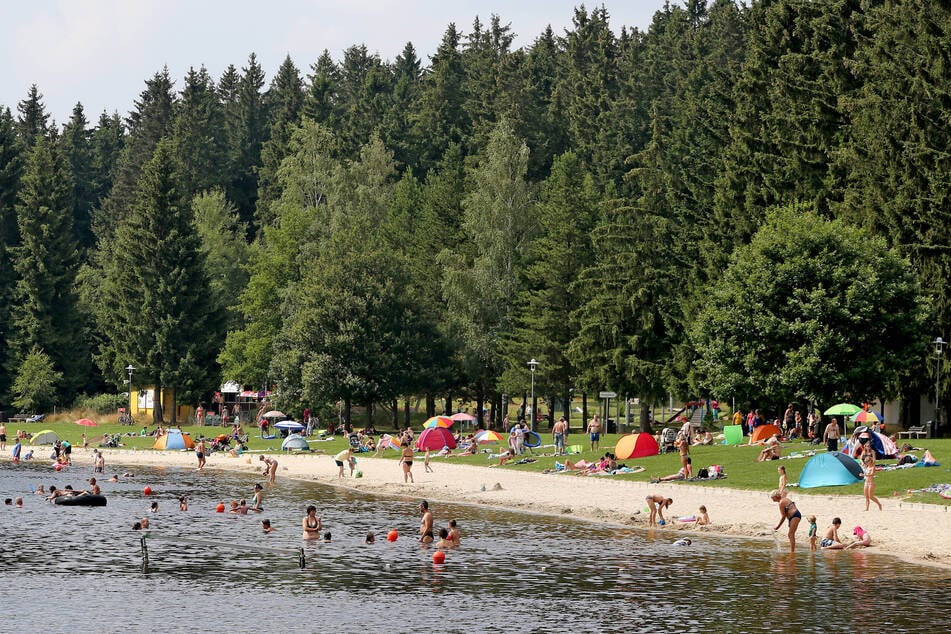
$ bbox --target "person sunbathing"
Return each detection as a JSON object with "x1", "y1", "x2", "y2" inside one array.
[
  {"x1": 651, "y1": 468, "x2": 687, "y2": 483},
  {"x1": 757, "y1": 435, "x2": 782, "y2": 461}
]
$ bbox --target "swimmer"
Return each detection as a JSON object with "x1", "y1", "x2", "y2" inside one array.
[
  {"x1": 807, "y1": 515, "x2": 818, "y2": 551},
  {"x1": 87, "y1": 478, "x2": 100, "y2": 495},
  {"x1": 139, "y1": 517, "x2": 150, "y2": 529},
  {"x1": 132, "y1": 521, "x2": 143, "y2": 530},
  {"x1": 4, "y1": 498, "x2": 11, "y2": 505},
  {"x1": 435, "y1": 527, "x2": 453, "y2": 549},
  {"x1": 179, "y1": 496, "x2": 188, "y2": 511},
  {"x1": 250, "y1": 483, "x2": 264, "y2": 511},
  {"x1": 123, "y1": 472, "x2": 134, "y2": 478},
  {"x1": 419, "y1": 500, "x2": 434, "y2": 543},
  {"x1": 149, "y1": 501, "x2": 159, "y2": 513},
  {"x1": 694, "y1": 505, "x2": 711, "y2": 527},
  {"x1": 447, "y1": 519, "x2": 461, "y2": 546},
  {"x1": 820, "y1": 517, "x2": 845, "y2": 549},
  {"x1": 15, "y1": 497, "x2": 23, "y2": 507},
  {"x1": 770, "y1": 489, "x2": 801, "y2": 553},
  {"x1": 34, "y1": 485, "x2": 45, "y2": 495},
  {"x1": 646, "y1": 494, "x2": 673, "y2": 527},
  {"x1": 261, "y1": 519, "x2": 276, "y2": 533},
  {"x1": 302, "y1": 505, "x2": 322, "y2": 539},
  {"x1": 673, "y1": 538, "x2": 692, "y2": 546},
  {"x1": 365, "y1": 532, "x2": 376, "y2": 544},
  {"x1": 108, "y1": 474, "x2": 119, "y2": 482},
  {"x1": 322, "y1": 531, "x2": 332, "y2": 543},
  {"x1": 846, "y1": 526, "x2": 871, "y2": 549}
]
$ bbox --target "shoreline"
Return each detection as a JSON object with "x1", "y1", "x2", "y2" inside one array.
[{"x1": 84, "y1": 447, "x2": 951, "y2": 569}]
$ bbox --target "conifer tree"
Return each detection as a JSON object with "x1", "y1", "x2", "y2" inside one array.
[
  {"x1": 97, "y1": 140, "x2": 216, "y2": 422},
  {"x1": 225, "y1": 54, "x2": 267, "y2": 233},
  {"x1": 173, "y1": 66, "x2": 227, "y2": 199},
  {"x1": 10, "y1": 133, "x2": 87, "y2": 399},
  {"x1": 16, "y1": 84, "x2": 49, "y2": 147},
  {"x1": 60, "y1": 103, "x2": 96, "y2": 251},
  {"x1": 257, "y1": 55, "x2": 305, "y2": 221},
  {"x1": 0, "y1": 108, "x2": 24, "y2": 401}
]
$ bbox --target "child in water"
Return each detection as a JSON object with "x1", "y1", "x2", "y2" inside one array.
[{"x1": 807, "y1": 515, "x2": 818, "y2": 551}]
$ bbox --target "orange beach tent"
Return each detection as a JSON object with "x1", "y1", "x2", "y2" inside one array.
[
  {"x1": 152, "y1": 429, "x2": 196, "y2": 450},
  {"x1": 750, "y1": 423, "x2": 782, "y2": 443},
  {"x1": 614, "y1": 433, "x2": 659, "y2": 460}
]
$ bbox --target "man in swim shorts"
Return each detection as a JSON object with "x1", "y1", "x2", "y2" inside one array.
[
  {"x1": 196, "y1": 437, "x2": 206, "y2": 471},
  {"x1": 419, "y1": 500, "x2": 434, "y2": 543},
  {"x1": 587, "y1": 415, "x2": 601, "y2": 451},
  {"x1": 552, "y1": 417, "x2": 567, "y2": 455}
]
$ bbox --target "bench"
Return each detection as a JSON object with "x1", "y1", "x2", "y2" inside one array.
[
  {"x1": 8, "y1": 413, "x2": 32, "y2": 423},
  {"x1": 898, "y1": 425, "x2": 928, "y2": 439}
]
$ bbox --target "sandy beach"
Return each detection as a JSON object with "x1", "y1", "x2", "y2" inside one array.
[{"x1": 82, "y1": 447, "x2": 951, "y2": 568}]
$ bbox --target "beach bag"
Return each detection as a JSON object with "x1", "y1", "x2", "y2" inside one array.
[{"x1": 697, "y1": 468, "x2": 709, "y2": 479}]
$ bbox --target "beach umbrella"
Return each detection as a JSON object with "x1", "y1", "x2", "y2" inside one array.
[
  {"x1": 423, "y1": 416, "x2": 454, "y2": 429},
  {"x1": 274, "y1": 420, "x2": 305, "y2": 431},
  {"x1": 474, "y1": 429, "x2": 504, "y2": 444},
  {"x1": 823, "y1": 403, "x2": 861, "y2": 417},
  {"x1": 450, "y1": 412, "x2": 478, "y2": 422},
  {"x1": 75, "y1": 418, "x2": 98, "y2": 427},
  {"x1": 261, "y1": 410, "x2": 286, "y2": 419},
  {"x1": 851, "y1": 410, "x2": 884, "y2": 424},
  {"x1": 415, "y1": 427, "x2": 457, "y2": 451}
]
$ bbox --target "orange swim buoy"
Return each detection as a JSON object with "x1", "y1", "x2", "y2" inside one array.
[
  {"x1": 54, "y1": 463, "x2": 63, "y2": 472},
  {"x1": 215, "y1": 502, "x2": 226, "y2": 513},
  {"x1": 143, "y1": 486, "x2": 152, "y2": 496},
  {"x1": 432, "y1": 550, "x2": 446, "y2": 564},
  {"x1": 387, "y1": 530, "x2": 398, "y2": 542}
]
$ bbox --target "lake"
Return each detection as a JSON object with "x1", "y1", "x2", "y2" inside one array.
[{"x1": 0, "y1": 461, "x2": 947, "y2": 633}]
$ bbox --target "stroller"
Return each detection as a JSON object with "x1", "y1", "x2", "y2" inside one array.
[{"x1": 660, "y1": 427, "x2": 678, "y2": 454}]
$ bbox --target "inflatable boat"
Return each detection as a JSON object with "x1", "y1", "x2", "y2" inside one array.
[{"x1": 53, "y1": 494, "x2": 107, "y2": 507}]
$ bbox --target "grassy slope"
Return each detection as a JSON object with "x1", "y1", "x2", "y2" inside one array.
[{"x1": 16, "y1": 412, "x2": 951, "y2": 506}]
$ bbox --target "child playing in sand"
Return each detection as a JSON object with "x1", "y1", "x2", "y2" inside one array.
[
  {"x1": 807, "y1": 515, "x2": 818, "y2": 551},
  {"x1": 694, "y1": 505, "x2": 711, "y2": 527}
]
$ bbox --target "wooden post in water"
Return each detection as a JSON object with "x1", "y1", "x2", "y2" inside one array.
[
  {"x1": 298, "y1": 547, "x2": 306, "y2": 569},
  {"x1": 140, "y1": 535, "x2": 149, "y2": 572}
]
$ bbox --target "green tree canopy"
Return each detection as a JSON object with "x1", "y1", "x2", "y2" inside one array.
[{"x1": 690, "y1": 205, "x2": 930, "y2": 407}]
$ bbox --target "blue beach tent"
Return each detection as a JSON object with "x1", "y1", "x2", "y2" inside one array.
[{"x1": 798, "y1": 451, "x2": 863, "y2": 488}]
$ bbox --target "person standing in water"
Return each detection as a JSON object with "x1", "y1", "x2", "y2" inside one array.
[
  {"x1": 770, "y1": 489, "x2": 802, "y2": 553},
  {"x1": 419, "y1": 500, "x2": 434, "y2": 543},
  {"x1": 302, "y1": 505, "x2": 322, "y2": 539},
  {"x1": 195, "y1": 437, "x2": 207, "y2": 471}
]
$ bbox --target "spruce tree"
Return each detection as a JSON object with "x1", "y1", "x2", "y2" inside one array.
[
  {"x1": 225, "y1": 54, "x2": 267, "y2": 234},
  {"x1": 173, "y1": 66, "x2": 227, "y2": 199},
  {"x1": 60, "y1": 102, "x2": 96, "y2": 251},
  {"x1": 10, "y1": 133, "x2": 87, "y2": 399},
  {"x1": 257, "y1": 55, "x2": 305, "y2": 222},
  {"x1": 0, "y1": 108, "x2": 24, "y2": 402},
  {"x1": 16, "y1": 84, "x2": 50, "y2": 147}
]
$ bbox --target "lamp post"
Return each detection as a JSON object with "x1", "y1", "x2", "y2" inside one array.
[
  {"x1": 125, "y1": 364, "x2": 135, "y2": 421},
  {"x1": 528, "y1": 358, "x2": 539, "y2": 432},
  {"x1": 934, "y1": 337, "x2": 944, "y2": 432}
]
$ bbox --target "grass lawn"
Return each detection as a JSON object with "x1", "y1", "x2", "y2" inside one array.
[{"x1": 14, "y1": 414, "x2": 951, "y2": 506}]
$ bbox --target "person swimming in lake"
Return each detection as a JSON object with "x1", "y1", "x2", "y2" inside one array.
[
  {"x1": 435, "y1": 527, "x2": 453, "y2": 549},
  {"x1": 646, "y1": 494, "x2": 672, "y2": 527},
  {"x1": 770, "y1": 489, "x2": 801, "y2": 553},
  {"x1": 262, "y1": 519, "x2": 275, "y2": 533},
  {"x1": 447, "y1": 519, "x2": 461, "y2": 546}
]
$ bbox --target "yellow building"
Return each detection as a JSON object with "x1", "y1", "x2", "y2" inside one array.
[{"x1": 129, "y1": 387, "x2": 194, "y2": 422}]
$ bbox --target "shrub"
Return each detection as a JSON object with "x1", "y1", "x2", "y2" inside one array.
[{"x1": 73, "y1": 393, "x2": 128, "y2": 415}]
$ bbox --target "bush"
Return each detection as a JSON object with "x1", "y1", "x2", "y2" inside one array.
[{"x1": 73, "y1": 393, "x2": 128, "y2": 415}]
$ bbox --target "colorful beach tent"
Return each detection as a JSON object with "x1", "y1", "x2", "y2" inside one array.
[
  {"x1": 30, "y1": 430, "x2": 60, "y2": 445},
  {"x1": 750, "y1": 423, "x2": 782, "y2": 443},
  {"x1": 842, "y1": 426, "x2": 897, "y2": 459},
  {"x1": 415, "y1": 427, "x2": 456, "y2": 451},
  {"x1": 798, "y1": 451, "x2": 863, "y2": 488},
  {"x1": 723, "y1": 425, "x2": 744, "y2": 445},
  {"x1": 152, "y1": 429, "x2": 196, "y2": 450},
  {"x1": 281, "y1": 434, "x2": 310, "y2": 451},
  {"x1": 614, "y1": 433, "x2": 659, "y2": 460}
]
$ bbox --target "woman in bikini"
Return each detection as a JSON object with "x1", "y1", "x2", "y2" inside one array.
[
  {"x1": 645, "y1": 494, "x2": 673, "y2": 527},
  {"x1": 770, "y1": 489, "x2": 802, "y2": 553},
  {"x1": 250, "y1": 483, "x2": 264, "y2": 512},
  {"x1": 302, "y1": 505, "x2": 322, "y2": 539},
  {"x1": 399, "y1": 441, "x2": 414, "y2": 483}
]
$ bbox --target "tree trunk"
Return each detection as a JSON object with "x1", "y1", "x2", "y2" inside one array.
[
  {"x1": 640, "y1": 401, "x2": 653, "y2": 434},
  {"x1": 344, "y1": 397, "x2": 351, "y2": 431},
  {"x1": 444, "y1": 394, "x2": 452, "y2": 416},
  {"x1": 152, "y1": 386, "x2": 164, "y2": 425},
  {"x1": 425, "y1": 393, "x2": 435, "y2": 418},
  {"x1": 476, "y1": 393, "x2": 485, "y2": 428},
  {"x1": 404, "y1": 399, "x2": 411, "y2": 429},
  {"x1": 169, "y1": 388, "x2": 177, "y2": 425},
  {"x1": 582, "y1": 393, "x2": 588, "y2": 433},
  {"x1": 392, "y1": 399, "x2": 398, "y2": 428},
  {"x1": 564, "y1": 389, "x2": 572, "y2": 431},
  {"x1": 367, "y1": 401, "x2": 373, "y2": 430}
]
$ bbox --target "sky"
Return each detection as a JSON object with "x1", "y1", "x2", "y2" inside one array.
[{"x1": 1, "y1": 0, "x2": 672, "y2": 124}]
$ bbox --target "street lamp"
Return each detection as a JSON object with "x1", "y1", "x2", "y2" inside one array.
[
  {"x1": 934, "y1": 338, "x2": 944, "y2": 431},
  {"x1": 528, "y1": 358, "x2": 539, "y2": 432},
  {"x1": 126, "y1": 365, "x2": 135, "y2": 421}
]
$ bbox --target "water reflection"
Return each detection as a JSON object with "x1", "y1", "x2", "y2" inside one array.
[{"x1": 1, "y1": 462, "x2": 949, "y2": 633}]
